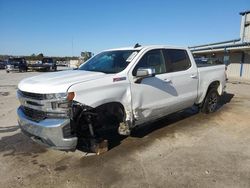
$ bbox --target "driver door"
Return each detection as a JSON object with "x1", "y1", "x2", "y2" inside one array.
[{"x1": 130, "y1": 49, "x2": 178, "y2": 125}]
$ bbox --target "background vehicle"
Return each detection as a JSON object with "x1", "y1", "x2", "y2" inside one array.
[
  {"x1": 56, "y1": 60, "x2": 68, "y2": 67},
  {"x1": 17, "y1": 45, "x2": 226, "y2": 153},
  {"x1": 6, "y1": 58, "x2": 28, "y2": 73},
  {"x1": 0, "y1": 60, "x2": 7, "y2": 69},
  {"x1": 28, "y1": 58, "x2": 57, "y2": 71},
  {"x1": 194, "y1": 57, "x2": 224, "y2": 67}
]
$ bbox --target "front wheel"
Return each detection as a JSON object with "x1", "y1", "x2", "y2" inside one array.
[{"x1": 201, "y1": 88, "x2": 219, "y2": 114}]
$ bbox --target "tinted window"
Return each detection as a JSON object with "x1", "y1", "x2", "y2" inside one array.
[
  {"x1": 133, "y1": 49, "x2": 166, "y2": 76},
  {"x1": 164, "y1": 49, "x2": 191, "y2": 72}
]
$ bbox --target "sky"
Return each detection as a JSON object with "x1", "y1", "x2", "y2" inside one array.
[{"x1": 0, "y1": 0, "x2": 249, "y2": 56}]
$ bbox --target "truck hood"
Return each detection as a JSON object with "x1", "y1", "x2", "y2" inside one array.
[{"x1": 18, "y1": 70, "x2": 107, "y2": 94}]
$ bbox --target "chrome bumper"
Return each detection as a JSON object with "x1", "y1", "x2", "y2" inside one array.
[{"x1": 17, "y1": 107, "x2": 77, "y2": 151}]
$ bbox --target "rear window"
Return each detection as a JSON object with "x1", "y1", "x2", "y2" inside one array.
[{"x1": 164, "y1": 49, "x2": 191, "y2": 72}]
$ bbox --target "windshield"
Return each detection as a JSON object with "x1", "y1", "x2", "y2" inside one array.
[{"x1": 79, "y1": 50, "x2": 139, "y2": 74}]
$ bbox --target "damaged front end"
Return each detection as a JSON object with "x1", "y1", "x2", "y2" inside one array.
[
  {"x1": 71, "y1": 101, "x2": 128, "y2": 154},
  {"x1": 17, "y1": 89, "x2": 130, "y2": 154},
  {"x1": 71, "y1": 102, "x2": 106, "y2": 153},
  {"x1": 17, "y1": 91, "x2": 78, "y2": 151}
]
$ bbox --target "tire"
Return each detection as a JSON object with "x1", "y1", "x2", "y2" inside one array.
[
  {"x1": 52, "y1": 66, "x2": 56, "y2": 71},
  {"x1": 6, "y1": 70, "x2": 9, "y2": 73},
  {"x1": 201, "y1": 88, "x2": 219, "y2": 114}
]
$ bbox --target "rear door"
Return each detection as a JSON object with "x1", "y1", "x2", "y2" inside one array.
[{"x1": 163, "y1": 49, "x2": 198, "y2": 111}]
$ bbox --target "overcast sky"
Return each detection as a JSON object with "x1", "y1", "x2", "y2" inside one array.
[{"x1": 0, "y1": 0, "x2": 249, "y2": 56}]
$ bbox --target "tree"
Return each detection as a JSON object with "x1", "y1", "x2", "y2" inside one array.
[{"x1": 37, "y1": 53, "x2": 44, "y2": 60}]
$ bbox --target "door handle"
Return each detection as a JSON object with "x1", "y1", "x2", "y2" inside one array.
[
  {"x1": 190, "y1": 74, "x2": 198, "y2": 79},
  {"x1": 163, "y1": 78, "x2": 171, "y2": 83}
]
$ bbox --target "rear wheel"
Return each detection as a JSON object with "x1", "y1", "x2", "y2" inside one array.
[{"x1": 201, "y1": 88, "x2": 219, "y2": 114}]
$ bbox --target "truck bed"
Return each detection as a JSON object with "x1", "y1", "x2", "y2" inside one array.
[{"x1": 196, "y1": 63, "x2": 223, "y2": 68}]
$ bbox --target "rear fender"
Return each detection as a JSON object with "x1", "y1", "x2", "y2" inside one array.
[{"x1": 197, "y1": 80, "x2": 222, "y2": 104}]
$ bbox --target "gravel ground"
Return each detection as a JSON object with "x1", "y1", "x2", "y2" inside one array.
[{"x1": 0, "y1": 69, "x2": 250, "y2": 188}]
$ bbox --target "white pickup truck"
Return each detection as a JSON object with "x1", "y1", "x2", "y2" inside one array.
[{"x1": 17, "y1": 45, "x2": 226, "y2": 152}]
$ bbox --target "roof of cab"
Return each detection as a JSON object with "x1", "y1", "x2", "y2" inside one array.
[{"x1": 104, "y1": 45, "x2": 188, "y2": 52}]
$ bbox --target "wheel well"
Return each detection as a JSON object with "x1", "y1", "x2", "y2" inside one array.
[
  {"x1": 198, "y1": 81, "x2": 220, "y2": 108},
  {"x1": 71, "y1": 102, "x2": 126, "y2": 138},
  {"x1": 95, "y1": 102, "x2": 125, "y2": 122},
  {"x1": 207, "y1": 81, "x2": 220, "y2": 93}
]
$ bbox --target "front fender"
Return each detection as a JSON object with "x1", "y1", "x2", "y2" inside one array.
[{"x1": 67, "y1": 77, "x2": 133, "y2": 122}]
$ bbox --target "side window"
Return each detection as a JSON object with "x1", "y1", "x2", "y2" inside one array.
[
  {"x1": 164, "y1": 49, "x2": 191, "y2": 72},
  {"x1": 133, "y1": 49, "x2": 166, "y2": 76}
]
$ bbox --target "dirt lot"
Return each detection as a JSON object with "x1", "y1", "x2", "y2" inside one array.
[{"x1": 0, "y1": 69, "x2": 250, "y2": 188}]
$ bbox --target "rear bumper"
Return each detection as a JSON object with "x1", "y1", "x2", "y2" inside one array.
[{"x1": 17, "y1": 107, "x2": 77, "y2": 151}]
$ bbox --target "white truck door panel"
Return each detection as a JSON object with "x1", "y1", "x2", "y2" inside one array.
[
  {"x1": 130, "y1": 49, "x2": 178, "y2": 124},
  {"x1": 163, "y1": 49, "x2": 198, "y2": 112},
  {"x1": 167, "y1": 69, "x2": 198, "y2": 111},
  {"x1": 131, "y1": 74, "x2": 178, "y2": 123},
  {"x1": 130, "y1": 48, "x2": 198, "y2": 124}
]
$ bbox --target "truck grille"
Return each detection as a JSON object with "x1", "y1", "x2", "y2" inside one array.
[
  {"x1": 18, "y1": 90, "x2": 70, "y2": 121},
  {"x1": 18, "y1": 90, "x2": 46, "y2": 100},
  {"x1": 22, "y1": 107, "x2": 46, "y2": 122}
]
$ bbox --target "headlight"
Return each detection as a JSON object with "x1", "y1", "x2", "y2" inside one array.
[
  {"x1": 55, "y1": 93, "x2": 67, "y2": 99},
  {"x1": 46, "y1": 94, "x2": 55, "y2": 100},
  {"x1": 45, "y1": 93, "x2": 67, "y2": 100},
  {"x1": 50, "y1": 92, "x2": 75, "y2": 113}
]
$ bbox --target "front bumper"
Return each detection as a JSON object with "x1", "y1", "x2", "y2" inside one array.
[{"x1": 17, "y1": 107, "x2": 77, "y2": 151}]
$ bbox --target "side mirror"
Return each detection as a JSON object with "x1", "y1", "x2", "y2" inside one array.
[
  {"x1": 135, "y1": 68, "x2": 155, "y2": 83},
  {"x1": 136, "y1": 68, "x2": 155, "y2": 77}
]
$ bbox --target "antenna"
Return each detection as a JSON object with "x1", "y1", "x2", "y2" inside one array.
[{"x1": 134, "y1": 43, "x2": 141, "y2": 48}]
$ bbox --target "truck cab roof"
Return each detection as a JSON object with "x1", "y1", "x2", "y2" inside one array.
[{"x1": 105, "y1": 45, "x2": 188, "y2": 52}]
